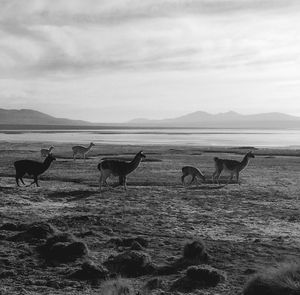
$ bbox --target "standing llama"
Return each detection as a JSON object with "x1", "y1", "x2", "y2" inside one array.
[
  {"x1": 212, "y1": 151, "x2": 255, "y2": 185},
  {"x1": 97, "y1": 151, "x2": 146, "y2": 192},
  {"x1": 72, "y1": 142, "x2": 95, "y2": 161},
  {"x1": 41, "y1": 146, "x2": 54, "y2": 157},
  {"x1": 14, "y1": 154, "x2": 56, "y2": 187}
]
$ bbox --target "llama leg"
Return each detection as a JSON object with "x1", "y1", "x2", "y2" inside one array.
[
  {"x1": 118, "y1": 176, "x2": 124, "y2": 187},
  {"x1": 212, "y1": 171, "x2": 217, "y2": 183},
  {"x1": 226, "y1": 174, "x2": 233, "y2": 185},
  {"x1": 99, "y1": 173, "x2": 104, "y2": 192},
  {"x1": 27, "y1": 179, "x2": 36, "y2": 187},
  {"x1": 123, "y1": 176, "x2": 127, "y2": 191},
  {"x1": 236, "y1": 172, "x2": 240, "y2": 185},
  {"x1": 20, "y1": 178, "x2": 26, "y2": 185},
  {"x1": 99, "y1": 170, "x2": 110, "y2": 192},
  {"x1": 190, "y1": 175, "x2": 196, "y2": 186},
  {"x1": 73, "y1": 153, "x2": 76, "y2": 161},
  {"x1": 181, "y1": 174, "x2": 187, "y2": 186},
  {"x1": 216, "y1": 172, "x2": 221, "y2": 185},
  {"x1": 99, "y1": 175, "x2": 102, "y2": 192},
  {"x1": 35, "y1": 176, "x2": 39, "y2": 187},
  {"x1": 15, "y1": 176, "x2": 20, "y2": 186}
]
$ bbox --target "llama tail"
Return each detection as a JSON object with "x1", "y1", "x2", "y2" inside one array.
[
  {"x1": 214, "y1": 157, "x2": 219, "y2": 162},
  {"x1": 97, "y1": 163, "x2": 102, "y2": 171}
]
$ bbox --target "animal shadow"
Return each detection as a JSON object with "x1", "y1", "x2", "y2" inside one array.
[
  {"x1": 186, "y1": 184, "x2": 225, "y2": 190},
  {"x1": 47, "y1": 190, "x2": 96, "y2": 201}
]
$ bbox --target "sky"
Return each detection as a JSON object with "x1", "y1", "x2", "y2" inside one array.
[{"x1": 0, "y1": 0, "x2": 300, "y2": 123}]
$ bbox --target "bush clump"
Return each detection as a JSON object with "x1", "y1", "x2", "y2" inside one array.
[
  {"x1": 99, "y1": 278, "x2": 134, "y2": 295},
  {"x1": 156, "y1": 239, "x2": 209, "y2": 276},
  {"x1": 104, "y1": 250, "x2": 155, "y2": 277},
  {"x1": 0, "y1": 223, "x2": 27, "y2": 232},
  {"x1": 243, "y1": 263, "x2": 300, "y2": 295},
  {"x1": 183, "y1": 240, "x2": 208, "y2": 262},
  {"x1": 7, "y1": 222, "x2": 57, "y2": 242},
  {"x1": 69, "y1": 261, "x2": 108, "y2": 283},
  {"x1": 171, "y1": 265, "x2": 225, "y2": 291},
  {"x1": 38, "y1": 232, "x2": 88, "y2": 263},
  {"x1": 109, "y1": 236, "x2": 148, "y2": 248}
]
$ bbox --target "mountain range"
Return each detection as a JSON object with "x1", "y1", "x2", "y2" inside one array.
[
  {"x1": 0, "y1": 108, "x2": 91, "y2": 126},
  {"x1": 0, "y1": 108, "x2": 300, "y2": 129},
  {"x1": 128, "y1": 111, "x2": 300, "y2": 128}
]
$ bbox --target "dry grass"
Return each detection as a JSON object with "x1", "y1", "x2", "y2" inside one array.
[
  {"x1": 243, "y1": 262, "x2": 300, "y2": 295},
  {"x1": 0, "y1": 141, "x2": 300, "y2": 294},
  {"x1": 99, "y1": 279, "x2": 134, "y2": 295}
]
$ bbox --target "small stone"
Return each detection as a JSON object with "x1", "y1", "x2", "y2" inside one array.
[{"x1": 131, "y1": 241, "x2": 143, "y2": 251}]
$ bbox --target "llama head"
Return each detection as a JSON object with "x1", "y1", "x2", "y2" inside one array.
[
  {"x1": 247, "y1": 151, "x2": 255, "y2": 158},
  {"x1": 138, "y1": 151, "x2": 146, "y2": 159}
]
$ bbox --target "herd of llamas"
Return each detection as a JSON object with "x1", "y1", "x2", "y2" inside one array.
[
  {"x1": 14, "y1": 142, "x2": 255, "y2": 191},
  {"x1": 8, "y1": 142, "x2": 300, "y2": 294}
]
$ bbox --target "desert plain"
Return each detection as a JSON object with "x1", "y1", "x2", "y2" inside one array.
[{"x1": 0, "y1": 141, "x2": 299, "y2": 295}]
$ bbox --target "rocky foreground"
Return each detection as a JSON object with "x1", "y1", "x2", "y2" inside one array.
[{"x1": 0, "y1": 142, "x2": 300, "y2": 294}]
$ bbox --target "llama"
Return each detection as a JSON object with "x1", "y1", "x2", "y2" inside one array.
[
  {"x1": 181, "y1": 166, "x2": 205, "y2": 186},
  {"x1": 97, "y1": 151, "x2": 146, "y2": 192},
  {"x1": 212, "y1": 151, "x2": 255, "y2": 185},
  {"x1": 14, "y1": 154, "x2": 56, "y2": 187},
  {"x1": 72, "y1": 142, "x2": 95, "y2": 161},
  {"x1": 40, "y1": 146, "x2": 54, "y2": 157}
]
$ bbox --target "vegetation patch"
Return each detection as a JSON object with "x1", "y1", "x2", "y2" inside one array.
[
  {"x1": 243, "y1": 263, "x2": 300, "y2": 295},
  {"x1": 38, "y1": 232, "x2": 89, "y2": 264},
  {"x1": 104, "y1": 250, "x2": 155, "y2": 277},
  {"x1": 171, "y1": 265, "x2": 225, "y2": 291},
  {"x1": 6, "y1": 222, "x2": 58, "y2": 242}
]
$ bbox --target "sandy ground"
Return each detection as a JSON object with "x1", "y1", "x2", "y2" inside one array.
[{"x1": 0, "y1": 142, "x2": 300, "y2": 294}]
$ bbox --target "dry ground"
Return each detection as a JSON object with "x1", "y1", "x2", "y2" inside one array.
[{"x1": 0, "y1": 142, "x2": 300, "y2": 294}]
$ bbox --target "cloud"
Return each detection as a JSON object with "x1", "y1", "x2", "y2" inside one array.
[
  {"x1": 1, "y1": 0, "x2": 300, "y2": 26},
  {"x1": 0, "y1": 0, "x2": 299, "y2": 80}
]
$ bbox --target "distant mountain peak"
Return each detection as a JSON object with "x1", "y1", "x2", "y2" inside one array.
[
  {"x1": 0, "y1": 108, "x2": 93, "y2": 126},
  {"x1": 219, "y1": 110, "x2": 240, "y2": 115},
  {"x1": 127, "y1": 110, "x2": 300, "y2": 128}
]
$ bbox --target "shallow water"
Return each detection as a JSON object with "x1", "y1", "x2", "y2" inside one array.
[{"x1": 0, "y1": 128, "x2": 300, "y2": 148}]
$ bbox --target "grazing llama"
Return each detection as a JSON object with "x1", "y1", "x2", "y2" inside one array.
[
  {"x1": 14, "y1": 154, "x2": 56, "y2": 187},
  {"x1": 97, "y1": 151, "x2": 146, "y2": 192},
  {"x1": 212, "y1": 151, "x2": 255, "y2": 185},
  {"x1": 181, "y1": 166, "x2": 205, "y2": 186},
  {"x1": 72, "y1": 142, "x2": 95, "y2": 161},
  {"x1": 40, "y1": 146, "x2": 54, "y2": 157}
]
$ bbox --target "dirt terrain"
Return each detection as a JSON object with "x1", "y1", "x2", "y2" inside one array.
[{"x1": 0, "y1": 142, "x2": 299, "y2": 294}]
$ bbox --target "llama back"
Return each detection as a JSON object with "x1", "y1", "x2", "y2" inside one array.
[{"x1": 98, "y1": 160, "x2": 129, "y2": 175}]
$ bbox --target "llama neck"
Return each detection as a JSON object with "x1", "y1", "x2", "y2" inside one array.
[
  {"x1": 240, "y1": 155, "x2": 249, "y2": 170},
  {"x1": 43, "y1": 158, "x2": 53, "y2": 172},
  {"x1": 87, "y1": 144, "x2": 93, "y2": 151},
  {"x1": 128, "y1": 155, "x2": 142, "y2": 173}
]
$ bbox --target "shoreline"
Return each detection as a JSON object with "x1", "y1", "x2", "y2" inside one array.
[
  {"x1": 1, "y1": 141, "x2": 300, "y2": 156},
  {"x1": 1, "y1": 128, "x2": 300, "y2": 149}
]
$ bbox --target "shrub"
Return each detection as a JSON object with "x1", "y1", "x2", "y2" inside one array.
[
  {"x1": 243, "y1": 262, "x2": 300, "y2": 295},
  {"x1": 100, "y1": 278, "x2": 134, "y2": 295},
  {"x1": 183, "y1": 240, "x2": 208, "y2": 262}
]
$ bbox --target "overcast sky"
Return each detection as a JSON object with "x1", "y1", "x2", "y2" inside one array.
[{"x1": 0, "y1": 0, "x2": 300, "y2": 122}]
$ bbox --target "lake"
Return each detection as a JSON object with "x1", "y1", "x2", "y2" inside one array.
[{"x1": 0, "y1": 128, "x2": 300, "y2": 148}]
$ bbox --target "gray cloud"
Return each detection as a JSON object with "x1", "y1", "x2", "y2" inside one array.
[
  {"x1": 0, "y1": 0, "x2": 299, "y2": 79},
  {"x1": 0, "y1": 0, "x2": 299, "y2": 27}
]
